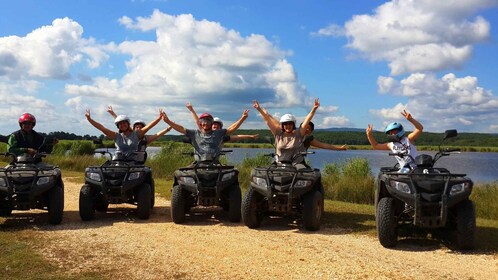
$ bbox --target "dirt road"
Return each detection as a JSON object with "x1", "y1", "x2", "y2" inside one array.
[{"x1": 2, "y1": 177, "x2": 497, "y2": 279}]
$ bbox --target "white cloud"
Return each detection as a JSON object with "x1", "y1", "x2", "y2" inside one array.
[
  {"x1": 310, "y1": 24, "x2": 344, "y2": 37},
  {"x1": 0, "y1": 17, "x2": 111, "y2": 80},
  {"x1": 317, "y1": 0, "x2": 497, "y2": 75},
  {"x1": 320, "y1": 116, "x2": 351, "y2": 127},
  {"x1": 370, "y1": 73, "x2": 498, "y2": 132},
  {"x1": 65, "y1": 11, "x2": 350, "y2": 131}
]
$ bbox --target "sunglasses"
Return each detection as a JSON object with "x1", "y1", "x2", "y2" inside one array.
[{"x1": 21, "y1": 122, "x2": 34, "y2": 126}]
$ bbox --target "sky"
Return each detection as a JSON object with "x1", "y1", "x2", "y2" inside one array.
[{"x1": 1, "y1": 0, "x2": 497, "y2": 136}]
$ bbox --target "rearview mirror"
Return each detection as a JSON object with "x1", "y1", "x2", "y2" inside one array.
[{"x1": 443, "y1": 129, "x2": 458, "y2": 140}]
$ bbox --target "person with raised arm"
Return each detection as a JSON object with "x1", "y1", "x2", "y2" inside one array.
[
  {"x1": 253, "y1": 99, "x2": 319, "y2": 167},
  {"x1": 366, "y1": 109, "x2": 423, "y2": 171}
]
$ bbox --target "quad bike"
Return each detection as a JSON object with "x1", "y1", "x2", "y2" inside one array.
[
  {"x1": 0, "y1": 140, "x2": 64, "y2": 225},
  {"x1": 375, "y1": 129, "x2": 476, "y2": 250},
  {"x1": 79, "y1": 140, "x2": 154, "y2": 220},
  {"x1": 242, "y1": 151, "x2": 324, "y2": 231},
  {"x1": 171, "y1": 150, "x2": 241, "y2": 224}
]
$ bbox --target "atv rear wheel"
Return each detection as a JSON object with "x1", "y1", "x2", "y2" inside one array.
[
  {"x1": 303, "y1": 190, "x2": 323, "y2": 231},
  {"x1": 228, "y1": 185, "x2": 241, "y2": 222},
  {"x1": 171, "y1": 185, "x2": 186, "y2": 224},
  {"x1": 242, "y1": 188, "x2": 263, "y2": 228},
  {"x1": 48, "y1": 184, "x2": 64, "y2": 225},
  {"x1": 377, "y1": 197, "x2": 398, "y2": 248},
  {"x1": 79, "y1": 184, "x2": 95, "y2": 221},
  {"x1": 455, "y1": 199, "x2": 476, "y2": 250},
  {"x1": 137, "y1": 184, "x2": 152, "y2": 220}
]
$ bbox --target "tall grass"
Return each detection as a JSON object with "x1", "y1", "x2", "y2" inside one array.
[
  {"x1": 236, "y1": 153, "x2": 273, "y2": 190},
  {"x1": 147, "y1": 142, "x2": 196, "y2": 179},
  {"x1": 321, "y1": 158, "x2": 375, "y2": 204},
  {"x1": 471, "y1": 183, "x2": 498, "y2": 220}
]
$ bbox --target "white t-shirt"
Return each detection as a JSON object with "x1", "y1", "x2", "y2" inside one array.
[{"x1": 387, "y1": 137, "x2": 418, "y2": 168}]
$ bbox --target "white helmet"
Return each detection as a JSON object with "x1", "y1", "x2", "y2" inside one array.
[
  {"x1": 213, "y1": 117, "x2": 223, "y2": 128},
  {"x1": 133, "y1": 119, "x2": 146, "y2": 127},
  {"x1": 114, "y1": 115, "x2": 130, "y2": 126},
  {"x1": 279, "y1": 114, "x2": 296, "y2": 124}
]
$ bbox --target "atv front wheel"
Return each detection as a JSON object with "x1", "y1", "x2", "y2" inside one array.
[
  {"x1": 171, "y1": 185, "x2": 186, "y2": 224},
  {"x1": 455, "y1": 199, "x2": 476, "y2": 250},
  {"x1": 303, "y1": 190, "x2": 323, "y2": 231},
  {"x1": 377, "y1": 197, "x2": 398, "y2": 248},
  {"x1": 242, "y1": 188, "x2": 263, "y2": 228},
  {"x1": 48, "y1": 184, "x2": 64, "y2": 225},
  {"x1": 137, "y1": 184, "x2": 152, "y2": 220},
  {"x1": 79, "y1": 184, "x2": 95, "y2": 221},
  {"x1": 228, "y1": 185, "x2": 241, "y2": 222}
]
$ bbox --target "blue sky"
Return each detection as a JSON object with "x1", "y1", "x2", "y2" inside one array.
[{"x1": 1, "y1": 0, "x2": 497, "y2": 136}]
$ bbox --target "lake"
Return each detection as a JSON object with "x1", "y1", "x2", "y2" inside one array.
[{"x1": 145, "y1": 147, "x2": 498, "y2": 184}]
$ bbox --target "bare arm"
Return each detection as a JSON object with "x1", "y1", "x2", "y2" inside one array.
[
  {"x1": 226, "y1": 109, "x2": 249, "y2": 135},
  {"x1": 138, "y1": 109, "x2": 163, "y2": 138},
  {"x1": 299, "y1": 98, "x2": 319, "y2": 136},
  {"x1": 366, "y1": 124, "x2": 389, "y2": 150},
  {"x1": 253, "y1": 100, "x2": 280, "y2": 135},
  {"x1": 227, "y1": 134, "x2": 259, "y2": 142},
  {"x1": 162, "y1": 111, "x2": 187, "y2": 135},
  {"x1": 186, "y1": 102, "x2": 202, "y2": 130},
  {"x1": 146, "y1": 126, "x2": 172, "y2": 144},
  {"x1": 107, "y1": 105, "x2": 117, "y2": 119},
  {"x1": 85, "y1": 110, "x2": 116, "y2": 140},
  {"x1": 310, "y1": 139, "x2": 347, "y2": 151},
  {"x1": 402, "y1": 110, "x2": 423, "y2": 142}
]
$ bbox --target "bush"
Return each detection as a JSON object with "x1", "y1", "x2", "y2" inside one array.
[
  {"x1": 471, "y1": 183, "x2": 498, "y2": 220},
  {"x1": 147, "y1": 142, "x2": 195, "y2": 179},
  {"x1": 322, "y1": 158, "x2": 375, "y2": 205},
  {"x1": 236, "y1": 153, "x2": 273, "y2": 191},
  {"x1": 52, "y1": 140, "x2": 95, "y2": 156}
]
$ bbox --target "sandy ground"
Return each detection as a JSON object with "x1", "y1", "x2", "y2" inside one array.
[{"x1": 1, "y1": 177, "x2": 497, "y2": 279}]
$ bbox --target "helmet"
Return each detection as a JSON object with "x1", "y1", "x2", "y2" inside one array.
[
  {"x1": 199, "y1": 113, "x2": 214, "y2": 122},
  {"x1": 385, "y1": 122, "x2": 405, "y2": 140},
  {"x1": 133, "y1": 119, "x2": 146, "y2": 127},
  {"x1": 279, "y1": 114, "x2": 296, "y2": 124},
  {"x1": 213, "y1": 117, "x2": 223, "y2": 128},
  {"x1": 19, "y1": 113, "x2": 36, "y2": 127},
  {"x1": 114, "y1": 115, "x2": 130, "y2": 126}
]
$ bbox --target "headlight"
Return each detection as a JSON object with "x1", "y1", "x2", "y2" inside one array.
[
  {"x1": 389, "y1": 181, "x2": 411, "y2": 194},
  {"x1": 179, "y1": 177, "x2": 195, "y2": 184},
  {"x1": 252, "y1": 177, "x2": 267, "y2": 188},
  {"x1": 450, "y1": 182, "x2": 470, "y2": 196},
  {"x1": 294, "y1": 180, "x2": 312, "y2": 188},
  {"x1": 0, "y1": 178, "x2": 6, "y2": 187},
  {"x1": 128, "y1": 172, "x2": 142, "y2": 180},
  {"x1": 87, "y1": 172, "x2": 102, "y2": 182},
  {"x1": 37, "y1": 176, "x2": 53, "y2": 185},
  {"x1": 222, "y1": 172, "x2": 236, "y2": 182}
]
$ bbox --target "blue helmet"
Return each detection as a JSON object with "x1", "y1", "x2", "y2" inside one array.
[{"x1": 385, "y1": 122, "x2": 405, "y2": 140}]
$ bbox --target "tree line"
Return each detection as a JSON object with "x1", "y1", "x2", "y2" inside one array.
[{"x1": 8, "y1": 130, "x2": 496, "y2": 147}]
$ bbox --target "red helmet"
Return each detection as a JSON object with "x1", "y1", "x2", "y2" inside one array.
[
  {"x1": 19, "y1": 113, "x2": 36, "y2": 127},
  {"x1": 199, "y1": 113, "x2": 213, "y2": 122}
]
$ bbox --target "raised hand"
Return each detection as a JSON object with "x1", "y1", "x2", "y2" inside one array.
[
  {"x1": 253, "y1": 100, "x2": 260, "y2": 110},
  {"x1": 107, "y1": 105, "x2": 114, "y2": 114},
  {"x1": 313, "y1": 98, "x2": 320, "y2": 110},
  {"x1": 401, "y1": 109, "x2": 412, "y2": 120},
  {"x1": 366, "y1": 124, "x2": 373, "y2": 135},
  {"x1": 186, "y1": 102, "x2": 194, "y2": 112},
  {"x1": 242, "y1": 109, "x2": 249, "y2": 118},
  {"x1": 85, "y1": 109, "x2": 91, "y2": 120}
]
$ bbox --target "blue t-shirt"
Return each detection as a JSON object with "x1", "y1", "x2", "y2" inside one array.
[{"x1": 186, "y1": 129, "x2": 227, "y2": 160}]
